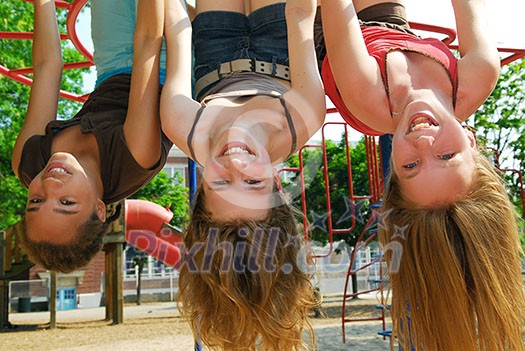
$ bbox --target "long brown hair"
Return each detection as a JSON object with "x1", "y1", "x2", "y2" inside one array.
[
  {"x1": 380, "y1": 153, "x2": 525, "y2": 350},
  {"x1": 178, "y1": 184, "x2": 316, "y2": 350}
]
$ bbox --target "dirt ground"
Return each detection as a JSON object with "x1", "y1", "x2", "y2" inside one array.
[{"x1": 1, "y1": 297, "x2": 394, "y2": 351}]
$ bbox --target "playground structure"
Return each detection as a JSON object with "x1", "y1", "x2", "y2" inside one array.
[
  {"x1": 0, "y1": 0, "x2": 525, "y2": 345},
  {"x1": 0, "y1": 199, "x2": 183, "y2": 328}
]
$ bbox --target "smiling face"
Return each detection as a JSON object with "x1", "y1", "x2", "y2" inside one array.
[
  {"x1": 202, "y1": 128, "x2": 274, "y2": 221},
  {"x1": 25, "y1": 153, "x2": 106, "y2": 244},
  {"x1": 391, "y1": 103, "x2": 477, "y2": 207}
]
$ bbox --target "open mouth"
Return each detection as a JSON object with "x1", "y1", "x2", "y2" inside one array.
[
  {"x1": 407, "y1": 114, "x2": 438, "y2": 134},
  {"x1": 46, "y1": 162, "x2": 72, "y2": 175},
  {"x1": 218, "y1": 142, "x2": 255, "y2": 157}
]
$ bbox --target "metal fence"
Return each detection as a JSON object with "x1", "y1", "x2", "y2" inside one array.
[{"x1": 9, "y1": 279, "x2": 49, "y2": 312}]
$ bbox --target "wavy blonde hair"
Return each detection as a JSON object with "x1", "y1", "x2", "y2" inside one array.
[
  {"x1": 178, "y1": 184, "x2": 316, "y2": 350},
  {"x1": 380, "y1": 153, "x2": 525, "y2": 350}
]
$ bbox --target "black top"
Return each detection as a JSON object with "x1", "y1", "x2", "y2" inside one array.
[{"x1": 18, "y1": 74, "x2": 173, "y2": 204}]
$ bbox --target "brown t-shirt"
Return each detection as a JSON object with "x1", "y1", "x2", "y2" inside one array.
[{"x1": 17, "y1": 74, "x2": 173, "y2": 204}]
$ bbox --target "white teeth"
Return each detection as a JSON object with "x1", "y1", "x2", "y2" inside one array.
[
  {"x1": 410, "y1": 117, "x2": 435, "y2": 132},
  {"x1": 49, "y1": 167, "x2": 69, "y2": 174},
  {"x1": 223, "y1": 147, "x2": 250, "y2": 156},
  {"x1": 411, "y1": 123, "x2": 431, "y2": 132}
]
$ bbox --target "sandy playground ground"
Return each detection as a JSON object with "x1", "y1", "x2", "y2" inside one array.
[{"x1": 1, "y1": 296, "x2": 394, "y2": 351}]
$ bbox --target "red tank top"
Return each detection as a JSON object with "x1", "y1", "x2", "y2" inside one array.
[{"x1": 322, "y1": 26, "x2": 458, "y2": 136}]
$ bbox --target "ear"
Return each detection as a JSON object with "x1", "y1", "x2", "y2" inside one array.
[
  {"x1": 96, "y1": 199, "x2": 107, "y2": 222},
  {"x1": 465, "y1": 128, "x2": 477, "y2": 148},
  {"x1": 273, "y1": 168, "x2": 283, "y2": 192}
]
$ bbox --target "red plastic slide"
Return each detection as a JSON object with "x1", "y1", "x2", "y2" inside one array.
[{"x1": 124, "y1": 199, "x2": 182, "y2": 269}]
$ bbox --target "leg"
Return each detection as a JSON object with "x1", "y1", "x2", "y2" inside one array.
[
  {"x1": 195, "y1": 0, "x2": 245, "y2": 14},
  {"x1": 248, "y1": 0, "x2": 285, "y2": 14}
]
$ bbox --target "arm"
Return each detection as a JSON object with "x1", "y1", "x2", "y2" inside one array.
[
  {"x1": 320, "y1": 0, "x2": 391, "y2": 132},
  {"x1": 284, "y1": 0, "x2": 326, "y2": 145},
  {"x1": 452, "y1": 0, "x2": 500, "y2": 120},
  {"x1": 11, "y1": 0, "x2": 63, "y2": 177},
  {"x1": 122, "y1": 0, "x2": 166, "y2": 169},
  {"x1": 160, "y1": 0, "x2": 199, "y2": 157}
]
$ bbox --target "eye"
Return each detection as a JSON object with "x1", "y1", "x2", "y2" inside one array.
[
  {"x1": 402, "y1": 161, "x2": 419, "y2": 169},
  {"x1": 245, "y1": 179, "x2": 262, "y2": 185},
  {"x1": 212, "y1": 179, "x2": 230, "y2": 186},
  {"x1": 29, "y1": 198, "x2": 43, "y2": 204},
  {"x1": 60, "y1": 200, "x2": 76, "y2": 206},
  {"x1": 438, "y1": 153, "x2": 455, "y2": 161}
]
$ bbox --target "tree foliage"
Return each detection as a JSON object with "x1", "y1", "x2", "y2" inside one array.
[
  {"x1": 284, "y1": 137, "x2": 377, "y2": 248},
  {"x1": 473, "y1": 58, "x2": 525, "y2": 170},
  {"x1": 130, "y1": 171, "x2": 189, "y2": 228},
  {"x1": 471, "y1": 58, "x2": 525, "y2": 215}
]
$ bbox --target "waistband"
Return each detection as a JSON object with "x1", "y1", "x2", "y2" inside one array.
[{"x1": 195, "y1": 59, "x2": 290, "y2": 100}]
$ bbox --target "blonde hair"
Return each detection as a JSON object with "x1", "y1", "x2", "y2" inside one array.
[
  {"x1": 380, "y1": 153, "x2": 525, "y2": 350},
  {"x1": 178, "y1": 185, "x2": 316, "y2": 350}
]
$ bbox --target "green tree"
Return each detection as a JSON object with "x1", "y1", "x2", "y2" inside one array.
[
  {"x1": 284, "y1": 137, "x2": 379, "y2": 296},
  {"x1": 285, "y1": 137, "x2": 376, "y2": 245},
  {"x1": 471, "y1": 58, "x2": 525, "y2": 215},
  {"x1": 130, "y1": 171, "x2": 189, "y2": 228},
  {"x1": 0, "y1": 2, "x2": 86, "y2": 229},
  {"x1": 473, "y1": 58, "x2": 525, "y2": 170}
]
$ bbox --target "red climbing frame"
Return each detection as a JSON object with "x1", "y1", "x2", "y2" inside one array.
[
  {"x1": 279, "y1": 119, "x2": 382, "y2": 258},
  {"x1": 1, "y1": 2, "x2": 525, "y2": 346},
  {"x1": 0, "y1": 0, "x2": 92, "y2": 103}
]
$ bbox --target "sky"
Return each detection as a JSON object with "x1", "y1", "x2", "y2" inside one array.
[{"x1": 75, "y1": 0, "x2": 525, "y2": 142}]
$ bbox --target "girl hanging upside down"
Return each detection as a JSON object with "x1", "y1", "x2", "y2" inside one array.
[
  {"x1": 316, "y1": 0, "x2": 525, "y2": 349},
  {"x1": 12, "y1": 0, "x2": 172, "y2": 273},
  {"x1": 161, "y1": 0, "x2": 325, "y2": 349}
]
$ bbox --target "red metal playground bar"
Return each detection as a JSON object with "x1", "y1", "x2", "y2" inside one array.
[{"x1": 1, "y1": 0, "x2": 524, "y2": 346}]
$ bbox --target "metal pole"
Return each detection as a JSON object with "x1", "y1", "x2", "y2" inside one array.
[
  {"x1": 188, "y1": 159, "x2": 197, "y2": 205},
  {"x1": 379, "y1": 134, "x2": 393, "y2": 181}
]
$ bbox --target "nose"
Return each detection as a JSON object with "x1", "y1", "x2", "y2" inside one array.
[
  {"x1": 42, "y1": 177, "x2": 64, "y2": 190},
  {"x1": 227, "y1": 157, "x2": 248, "y2": 171},
  {"x1": 414, "y1": 135, "x2": 434, "y2": 149}
]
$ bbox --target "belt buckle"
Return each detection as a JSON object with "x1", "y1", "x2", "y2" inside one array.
[
  {"x1": 230, "y1": 58, "x2": 254, "y2": 74},
  {"x1": 218, "y1": 61, "x2": 234, "y2": 78}
]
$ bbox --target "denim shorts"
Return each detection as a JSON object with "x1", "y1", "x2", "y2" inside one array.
[
  {"x1": 90, "y1": 0, "x2": 167, "y2": 87},
  {"x1": 192, "y1": 3, "x2": 289, "y2": 88}
]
